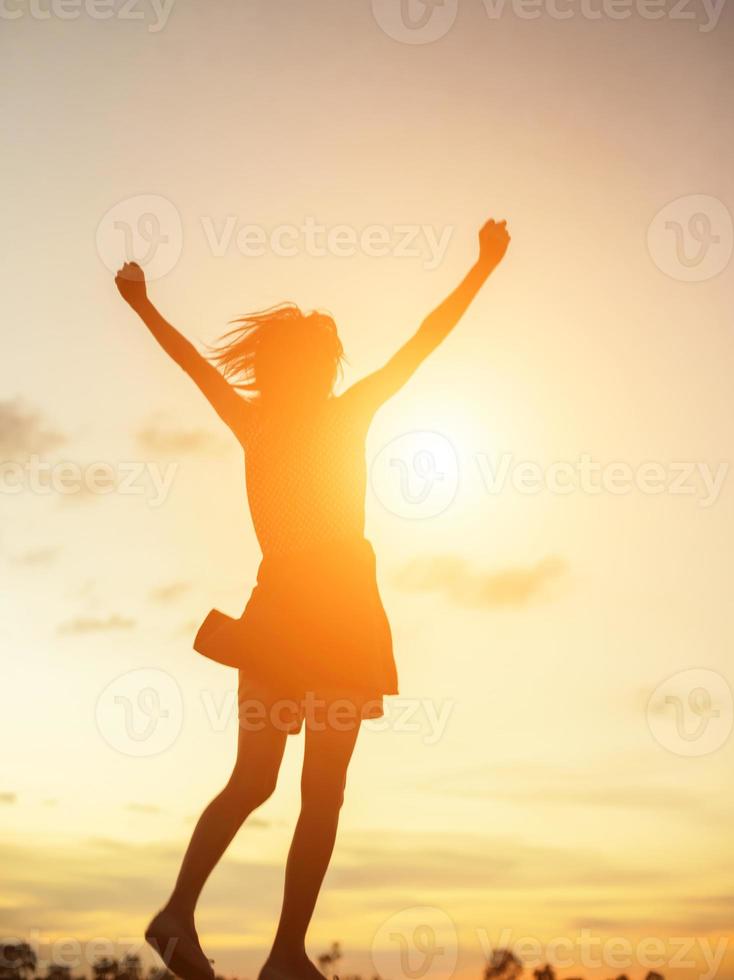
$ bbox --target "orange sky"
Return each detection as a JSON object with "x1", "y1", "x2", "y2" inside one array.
[{"x1": 1, "y1": 1, "x2": 733, "y2": 978}]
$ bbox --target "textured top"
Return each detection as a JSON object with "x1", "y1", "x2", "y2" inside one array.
[{"x1": 241, "y1": 389, "x2": 376, "y2": 557}]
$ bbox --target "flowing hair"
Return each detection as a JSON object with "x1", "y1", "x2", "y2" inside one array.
[{"x1": 208, "y1": 303, "x2": 345, "y2": 398}]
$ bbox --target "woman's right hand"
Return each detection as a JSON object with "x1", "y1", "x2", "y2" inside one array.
[{"x1": 115, "y1": 260, "x2": 149, "y2": 310}]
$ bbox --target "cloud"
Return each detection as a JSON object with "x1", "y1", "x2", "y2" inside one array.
[
  {"x1": 393, "y1": 555, "x2": 566, "y2": 607},
  {"x1": 326, "y1": 832, "x2": 672, "y2": 892},
  {"x1": 136, "y1": 417, "x2": 220, "y2": 455},
  {"x1": 0, "y1": 399, "x2": 65, "y2": 460},
  {"x1": 0, "y1": 829, "x2": 668, "y2": 917},
  {"x1": 11, "y1": 546, "x2": 60, "y2": 566},
  {"x1": 0, "y1": 792, "x2": 17, "y2": 804},
  {"x1": 58, "y1": 614, "x2": 136, "y2": 635},
  {"x1": 246, "y1": 816, "x2": 270, "y2": 829},
  {"x1": 149, "y1": 581, "x2": 189, "y2": 603},
  {"x1": 0, "y1": 831, "x2": 723, "y2": 977},
  {"x1": 416, "y1": 764, "x2": 734, "y2": 827}
]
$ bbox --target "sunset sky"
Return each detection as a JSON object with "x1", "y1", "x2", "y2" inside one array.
[{"x1": 1, "y1": 2, "x2": 733, "y2": 979}]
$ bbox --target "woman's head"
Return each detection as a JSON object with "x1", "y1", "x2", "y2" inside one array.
[{"x1": 210, "y1": 303, "x2": 344, "y2": 405}]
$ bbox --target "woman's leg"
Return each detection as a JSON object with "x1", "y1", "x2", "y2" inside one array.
[
  {"x1": 147, "y1": 719, "x2": 288, "y2": 978},
  {"x1": 264, "y1": 718, "x2": 360, "y2": 976}
]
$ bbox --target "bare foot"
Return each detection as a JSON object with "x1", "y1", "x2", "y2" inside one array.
[{"x1": 145, "y1": 908, "x2": 215, "y2": 980}]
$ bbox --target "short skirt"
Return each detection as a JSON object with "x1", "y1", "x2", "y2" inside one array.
[
  {"x1": 237, "y1": 676, "x2": 387, "y2": 735},
  {"x1": 195, "y1": 537, "x2": 398, "y2": 734}
]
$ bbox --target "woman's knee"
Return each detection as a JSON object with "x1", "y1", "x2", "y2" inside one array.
[
  {"x1": 300, "y1": 770, "x2": 347, "y2": 814},
  {"x1": 223, "y1": 765, "x2": 278, "y2": 813}
]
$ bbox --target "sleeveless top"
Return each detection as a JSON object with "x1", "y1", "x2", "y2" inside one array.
[{"x1": 241, "y1": 392, "x2": 373, "y2": 557}]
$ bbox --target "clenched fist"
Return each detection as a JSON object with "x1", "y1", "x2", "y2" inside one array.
[
  {"x1": 478, "y1": 219, "x2": 511, "y2": 272},
  {"x1": 115, "y1": 261, "x2": 148, "y2": 310}
]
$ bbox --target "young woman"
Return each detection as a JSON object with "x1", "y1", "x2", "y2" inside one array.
[{"x1": 114, "y1": 217, "x2": 510, "y2": 980}]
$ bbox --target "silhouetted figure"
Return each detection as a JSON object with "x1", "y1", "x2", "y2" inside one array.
[{"x1": 114, "y1": 218, "x2": 510, "y2": 980}]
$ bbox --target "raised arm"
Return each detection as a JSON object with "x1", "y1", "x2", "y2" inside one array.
[
  {"x1": 344, "y1": 218, "x2": 510, "y2": 413},
  {"x1": 114, "y1": 262, "x2": 247, "y2": 437}
]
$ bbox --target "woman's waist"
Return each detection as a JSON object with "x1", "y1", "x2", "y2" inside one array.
[
  {"x1": 252, "y1": 535, "x2": 376, "y2": 589},
  {"x1": 258, "y1": 535, "x2": 373, "y2": 566}
]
